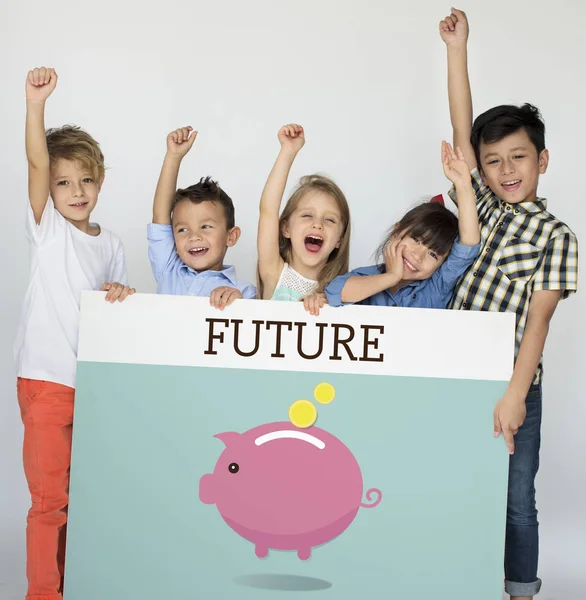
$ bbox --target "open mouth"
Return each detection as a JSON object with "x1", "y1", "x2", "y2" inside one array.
[
  {"x1": 502, "y1": 179, "x2": 522, "y2": 192},
  {"x1": 304, "y1": 235, "x2": 324, "y2": 253},
  {"x1": 403, "y1": 257, "x2": 418, "y2": 273},
  {"x1": 69, "y1": 201, "x2": 89, "y2": 209},
  {"x1": 188, "y1": 247, "x2": 209, "y2": 258}
]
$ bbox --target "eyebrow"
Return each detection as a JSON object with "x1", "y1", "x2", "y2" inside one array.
[
  {"x1": 298, "y1": 207, "x2": 341, "y2": 218},
  {"x1": 174, "y1": 218, "x2": 220, "y2": 226},
  {"x1": 483, "y1": 146, "x2": 528, "y2": 159},
  {"x1": 52, "y1": 173, "x2": 92, "y2": 180}
]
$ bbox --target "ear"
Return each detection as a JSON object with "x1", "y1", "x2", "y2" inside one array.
[
  {"x1": 281, "y1": 220, "x2": 291, "y2": 239},
  {"x1": 214, "y1": 432, "x2": 241, "y2": 447},
  {"x1": 538, "y1": 149, "x2": 549, "y2": 175},
  {"x1": 97, "y1": 175, "x2": 105, "y2": 193},
  {"x1": 226, "y1": 226, "x2": 241, "y2": 248}
]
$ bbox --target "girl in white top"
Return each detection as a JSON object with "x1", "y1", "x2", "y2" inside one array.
[
  {"x1": 14, "y1": 66, "x2": 134, "y2": 600},
  {"x1": 257, "y1": 124, "x2": 352, "y2": 315}
]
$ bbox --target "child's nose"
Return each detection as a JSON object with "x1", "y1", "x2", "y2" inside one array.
[
  {"x1": 71, "y1": 184, "x2": 84, "y2": 197},
  {"x1": 501, "y1": 160, "x2": 514, "y2": 175},
  {"x1": 414, "y1": 246, "x2": 426, "y2": 261}
]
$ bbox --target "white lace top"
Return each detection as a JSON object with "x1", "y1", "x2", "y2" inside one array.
[{"x1": 271, "y1": 262, "x2": 318, "y2": 302}]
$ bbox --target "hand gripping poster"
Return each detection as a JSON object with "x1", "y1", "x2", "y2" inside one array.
[{"x1": 63, "y1": 292, "x2": 515, "y2": 600}]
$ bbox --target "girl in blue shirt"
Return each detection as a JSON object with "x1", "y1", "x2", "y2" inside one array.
[{"x1": 325, "y1": 142, "x2": 480, "y2": 309}]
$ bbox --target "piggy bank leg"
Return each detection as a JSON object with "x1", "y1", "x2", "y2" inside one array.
[
  {"x1": 255, "y1": 544, "x2": 268, "y2": 558},
  {"x1": 297, "y1": 547, "x2": 311, "y2": 560}
]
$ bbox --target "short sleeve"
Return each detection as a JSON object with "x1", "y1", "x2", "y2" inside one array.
[
  {"x1": 109, "y1": 237, "x2": 129, "y2": 286},
  {"x1": 241, "y1": 284, "x2": 258, "y2": 300},
  {"x1": 147, "y1": 223, "x2": 179, "y2": 283},
  {"x1": 532, "y1": 231, "x2": 578, "y2": 299},
  {"x1": 447, "y1": 167, "x2": 496, "y2": 210},
  {"x1": 25, "y1": 198, "x2": 65, "y2": 246}
]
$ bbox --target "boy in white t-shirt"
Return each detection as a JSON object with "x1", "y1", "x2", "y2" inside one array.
[{"x1": 14, "y1": 66, "x2": 134, "y2": 600}]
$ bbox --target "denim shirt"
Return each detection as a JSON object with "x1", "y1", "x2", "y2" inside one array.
[{"x1": 325, "y1": 239, "x2": 480, "y2": 309}]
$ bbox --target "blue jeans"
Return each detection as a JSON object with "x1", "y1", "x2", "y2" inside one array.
[{"x1": 504, "y1": 383, "x2": 543, "y2": 597}]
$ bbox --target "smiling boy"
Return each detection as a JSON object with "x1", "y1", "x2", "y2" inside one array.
[
  {"x1": 439, "y1": 8, "x2": 578, "y2": 600},
  {"x1": 147, "y1": 126, "x2": 256, "y2": 307},
  {"x1": 15, "y1": 66, "x2": 134, "y2": 600}
]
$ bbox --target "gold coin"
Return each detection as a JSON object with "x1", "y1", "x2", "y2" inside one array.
[
  {"x1": 289, "y1": 400, "x2": 317, "y2": 428},
  {"x1": 314, "y1": 382, "x2": 335, "y2": 404}
]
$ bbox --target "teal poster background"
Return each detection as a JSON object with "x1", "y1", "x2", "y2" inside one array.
[{"x1": 63, "y1": 361, "x2": 509, "y2": 600}]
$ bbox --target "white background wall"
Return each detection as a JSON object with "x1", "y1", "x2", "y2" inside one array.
[{"x1": 1, "y1": 1, "x2": 584, "y2": 598}]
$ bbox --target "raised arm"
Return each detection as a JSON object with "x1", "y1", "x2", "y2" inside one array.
[
  {"x1": 152, "y1": 126, "x2": 197, "y2": 224},
  {"x1": 26, "y1": 67, "x2": 58, "y2": 224},
  {"x1": 439, "y1": 8, "x2": 476, "y2": 172},
  {"x1": 257, "y1": 124, "x2": 305, "y2": 298},
  {"x1": 441, "y1": 141, "x2": 480, "y2": 246}
]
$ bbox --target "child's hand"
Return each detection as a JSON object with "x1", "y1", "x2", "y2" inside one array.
[
  {"x1": 439, "y1": 7, "x2": 469, "y2": 47},
  {"x1": 493, "y1": 391, "x2": 527, "y2": 455},
  {"x1": 101, "y1": 282, "x2": 136, "y2": 303},
  {"x1": 166, "y1": 126, "x2": 198, "y2": 159},
  {"x1": 278, "y1": 124, "x2": 305, "y2": 154},
  {"x1": 384, "y1": 236, "x2": 406, "y2": 283},
  {"x1": 26, "y1": 67, "x2": 58, "y2": 103},
  {"x1": 210, "y1": 286, "x2": 242, "y2": 310},
  {"x1": 303, "y1": 293, "x2": 327, "y2": 316},
  {"x1": 442, "y1": 141, "x2": 471, "y2": 188}
]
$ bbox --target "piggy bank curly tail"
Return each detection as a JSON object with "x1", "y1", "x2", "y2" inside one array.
[{"x1": 360, "y1": 488, "x2": 382, "y2": 508}]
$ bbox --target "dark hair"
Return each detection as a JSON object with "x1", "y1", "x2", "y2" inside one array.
[
  {"x1": 471, "y1": 103, "x2": 546, "y2": 169},
  {"x1": 172, "y1": 176, "x2": 235, "y2": 229},
  {"x1": 375, "y1": 202, "x2": 458, "y2": 270}
]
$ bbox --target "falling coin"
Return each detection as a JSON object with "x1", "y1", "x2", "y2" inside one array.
[
  {"x1": 314, "y1": 382, "x2": 335, "y2": 404},
  {"x1": 288, "y1": 399, "x2": 317, "y2": 428}
]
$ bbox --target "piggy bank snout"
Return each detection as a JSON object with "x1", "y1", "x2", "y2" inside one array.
[{"x1": 199, "y1": 473, "x2": 216, "y2": 505}]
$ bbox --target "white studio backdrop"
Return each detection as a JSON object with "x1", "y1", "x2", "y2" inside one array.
[{"x1": 0, "y1": 1, "x2": 584, "y2": 598}]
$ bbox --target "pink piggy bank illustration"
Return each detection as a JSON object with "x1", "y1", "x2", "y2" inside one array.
[{"x1": 199, "y1": 421, "x2": 382, "y2": 560}]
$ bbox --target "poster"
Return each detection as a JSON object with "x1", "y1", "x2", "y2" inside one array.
[{"x1": 63, "y1": 291, "x2": 515, "y2": 600}]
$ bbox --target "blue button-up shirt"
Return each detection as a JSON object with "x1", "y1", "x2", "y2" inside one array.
[
  {"x1": 325, "y1": 239, "x2": 480, "y2": 309},
  {"x1": 147, "y1": 223, "x2": 257, "y2": 298}
]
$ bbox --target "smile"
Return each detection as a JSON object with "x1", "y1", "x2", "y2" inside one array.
[
  {"x1": 304, "y1": 235, "x2": 324, "y2": 253},
  {"x1": 502, "y1": 180, "x2": 522, "y2": 190},
  {"x1": 188, "y1": 247, "x2": 209, "y2": 256},
  {"x1": 69, "y1": 202, "x2": 88, "y2": 208},
  {"x1": 403, "y1": 258, "x2": 418, "y2": 273}
]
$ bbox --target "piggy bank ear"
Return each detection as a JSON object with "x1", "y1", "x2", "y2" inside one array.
[{"x1": 213, "y1": 432, "x2": 241, "y2": 447}]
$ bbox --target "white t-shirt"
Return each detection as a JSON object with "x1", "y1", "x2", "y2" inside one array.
[{"x1": 13, "y1": 199, "x2": 128, "y2": 389}]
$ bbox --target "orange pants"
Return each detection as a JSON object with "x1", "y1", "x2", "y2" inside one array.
[{"x1": 17, "y1": 378, "x2": 75, "y2": 600}]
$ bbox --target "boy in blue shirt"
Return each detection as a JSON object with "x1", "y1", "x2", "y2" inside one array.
[{"x1": 147, "y1": 126, "x2": 256, "y2": 306}]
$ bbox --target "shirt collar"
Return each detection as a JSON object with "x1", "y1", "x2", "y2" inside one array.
[
  {"x1": 182, "y1": 264, "x2": 239, "y2": 286},
  {"x1": 498, "y1": 197, "x2": 547, "y2": 215}
]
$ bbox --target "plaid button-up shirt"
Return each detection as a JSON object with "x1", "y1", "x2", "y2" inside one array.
[{"x1": 448, "y1": 168, "x2": 578, "y2": 384}]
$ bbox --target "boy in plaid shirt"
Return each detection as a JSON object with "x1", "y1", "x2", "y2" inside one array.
[{"x1": 439, "y1": 8, "x2": 578, "y2": 600}]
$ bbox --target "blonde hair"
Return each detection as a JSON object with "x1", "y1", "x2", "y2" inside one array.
[
  {"x1": 46, "y1": 124, "x2": 105, "y2": 182},
  {"x1": 258, "y1": 174, "x2": 351, "y2": 298}
]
